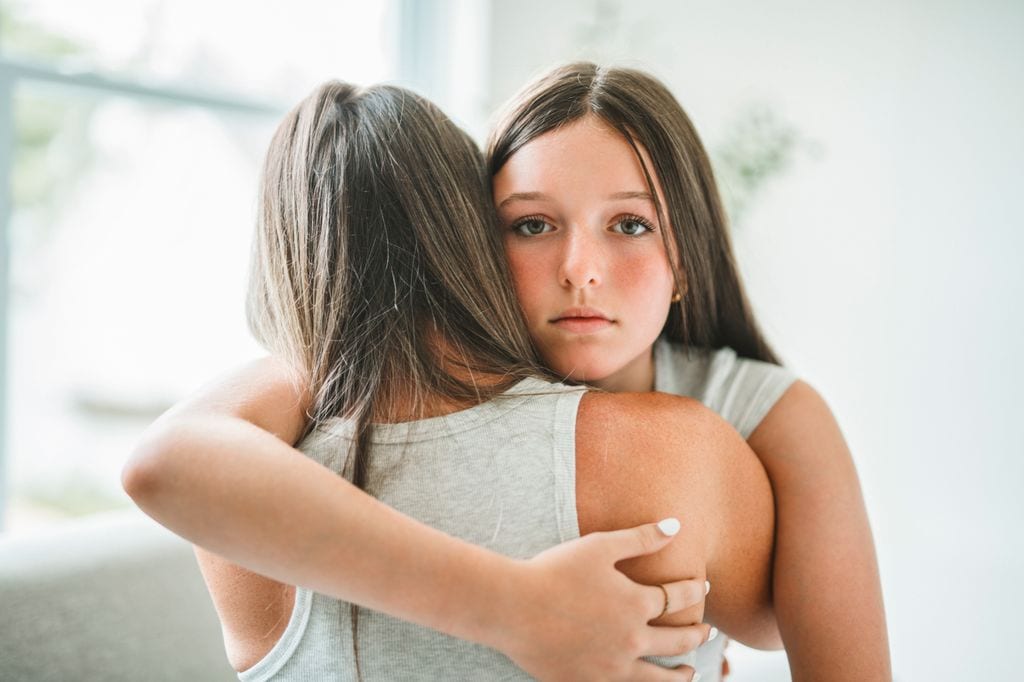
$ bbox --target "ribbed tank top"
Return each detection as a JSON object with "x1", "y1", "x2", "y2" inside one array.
[
  {"x1": 240, "y1": 344, "x2": 795, "y2": 681},
  {"x1": 239, "y1": 377, "x2": 681, "y2": 680}
]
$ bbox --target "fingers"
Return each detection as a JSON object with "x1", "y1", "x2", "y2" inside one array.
[
  {"x1": 630, "y1": 660, "x2": 699, "y2": 681},
  {"x1": 644, "y1": 622, "x2": 717, "y2": 658},
  {"x1": 592, "y1": 518, "x2": 681, "y2": 562},
  {"x1": 651, "y1": 577, "x2": 711, "y2": 620}
]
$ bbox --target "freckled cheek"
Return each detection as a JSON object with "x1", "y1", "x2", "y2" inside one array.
[
  {"x1": 609, "y1": 251, "x2": 675, "y2": 299},
  {"x1": 504, "y1": 246, "x2": 549, "y2": 326}
]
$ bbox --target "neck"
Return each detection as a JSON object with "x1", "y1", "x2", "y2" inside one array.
[
  {"x1": 590, "y1": 346, "x2": 656, "y2": 393},
  {"x1": 373, "y1": 326, "x2": 515, "y2": 423}
]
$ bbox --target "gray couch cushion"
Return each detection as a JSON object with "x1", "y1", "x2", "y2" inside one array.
[{"x1": 0, "y1": 509, "x2": 236, "y2": 681}]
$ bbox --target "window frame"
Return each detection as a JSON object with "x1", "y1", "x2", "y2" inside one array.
[{"x1": 0, "y1": 0, "x2": 442, "y2": 529}]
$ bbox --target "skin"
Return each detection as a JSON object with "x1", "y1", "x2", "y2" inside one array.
[
  {"x1": 493, "y1": 115, "x2": 891, "y2": 680},
  {"x1": 495, "y1": 116, "x2": 676, "y2": 393},
  {"x1": 123, "y1": 109, "x2": 779, "y2": 681},
  {"x1": 127, "y1": 111, "x2": 888, "y2": 680},
  {"x1": 125, "y1": 356, "x2": 777, "y2": 681}
]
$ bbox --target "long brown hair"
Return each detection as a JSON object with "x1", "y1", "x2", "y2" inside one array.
[
  {"x1": 246, "y1": 80, "x2": 552, "y2": 676},
  {"x1": 247, "y1": 79, "x2": 548, "y2": 477},
  {"x1": 487, "y1": 62, "x2": 780, "y2": 364}
]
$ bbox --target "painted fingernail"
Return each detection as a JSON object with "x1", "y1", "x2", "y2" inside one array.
[
  {"x1": 704, "y1": 580, "x2": 711, "y2": 594},
  {"x1": 708, "y1": 626, "x2": 719, "y2": 641},
  {"x1": 657, "y1": 517, "x2": 680, "y2": 536}
]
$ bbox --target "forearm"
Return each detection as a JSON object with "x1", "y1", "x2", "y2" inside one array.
[
  {"x1": 766, "y1": 458, "x2": 890, "y2": 680},
  {"x1": 124, "y1": 360, "x2": 719, "y2": 681},
  {"x1": 123, "y1": 414, "x2": 516, "y2": 650}
]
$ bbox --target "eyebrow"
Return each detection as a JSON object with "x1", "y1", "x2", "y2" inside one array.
[
  {"x1": 497, "y1": 192, "x2": 551, "y2": 209},
  {"x1": 608, "y1": 191, "x2": 655, "y2": 202},
  {"x1": 497, "y1": 190, "x2": 654, "y2": 209}
]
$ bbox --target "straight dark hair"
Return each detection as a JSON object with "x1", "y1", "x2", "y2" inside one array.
[{"x1": 488, "y1": 62, "x2": 780, "y2": 364}]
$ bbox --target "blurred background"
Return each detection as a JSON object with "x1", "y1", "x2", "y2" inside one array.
[{"x1": 1, "y1": 0, "x2": 1020, "y2": 679}]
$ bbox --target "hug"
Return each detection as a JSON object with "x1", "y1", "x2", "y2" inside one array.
[{"x1": 124, "y1": 62, "x2": 890, "y2": 681}]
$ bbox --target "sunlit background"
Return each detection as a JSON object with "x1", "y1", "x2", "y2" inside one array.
[{"x1": 1, "y1": 1, "x2": 1021, "y2": 679}]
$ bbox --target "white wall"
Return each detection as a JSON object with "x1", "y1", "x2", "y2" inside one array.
[{"x1": 470, "y1": 1, "x2": 1024, "y2": 679}]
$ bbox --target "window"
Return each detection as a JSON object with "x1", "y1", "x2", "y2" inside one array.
[{"x1": 1, "y1": 0, "x2": 399, "y2": 532}]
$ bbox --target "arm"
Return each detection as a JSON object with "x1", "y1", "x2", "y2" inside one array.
[
  {"x1": 575, "y1": 392, "x2": 780, "y2": 647},
  {"x1": 124, "y1": 359, "x2": 522, "y2": 650},
  {"x1": 747, "y1": 380, "x2": 891, "y2": 680},
  {"x1": 123, "y1": 357, "x2": 709, "y2": 680}
]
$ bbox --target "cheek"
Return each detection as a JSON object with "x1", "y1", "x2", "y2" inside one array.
[
  {"x1": 504, "y1": 244, "x2": 546, "y2": 322},
  {"x1": 613, "y1": 251, "x2": 675, "y2": 339},
  {"x1": 612, "y1": 249, "x2": 676, "y2": 298}
]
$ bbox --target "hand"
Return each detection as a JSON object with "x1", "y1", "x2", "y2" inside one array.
[{"x1": 493, "y1": 519, "x2": 713, "y2": 681}]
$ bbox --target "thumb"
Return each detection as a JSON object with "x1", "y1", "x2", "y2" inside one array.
[{"x1": 596, "y1": 517, "x2": 681, "y2": 562}]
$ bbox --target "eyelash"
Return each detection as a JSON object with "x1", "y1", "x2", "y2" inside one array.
[
  {"x1": 508, "y1": 213, "x2": 657, "y2": 237},
  {"x1": 509, "y1": 214, "x2": 552, "y2": 237},
  {"x1": 614, "y1": 214, "x2": 656, "y2": 235}
]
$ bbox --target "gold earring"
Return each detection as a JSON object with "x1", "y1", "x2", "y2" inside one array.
[{"x1": 671, "y1": 291, "x2": 682, "y2": 303}]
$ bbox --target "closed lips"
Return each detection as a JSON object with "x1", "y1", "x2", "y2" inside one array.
[{"x1": 551, "y1": 307, "x2": 612, "y2": 322}]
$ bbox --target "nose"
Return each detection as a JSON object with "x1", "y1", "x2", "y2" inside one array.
[{"x1": 558, "y1": 228, "x2": 603, "y2": 290}]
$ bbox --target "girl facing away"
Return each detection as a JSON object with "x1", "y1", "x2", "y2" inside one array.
[
  {"x1": 486, "y1": 62, "x2": 890, "y2": 680},
  {"x1": 124, "y1": 80, "x2": 780, "y2": 681}
]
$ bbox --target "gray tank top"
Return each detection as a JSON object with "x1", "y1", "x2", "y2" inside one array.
[
  {"x1": 240, "y1": 377, "x2": 621, "y2": 681},
  {"x1": 240, "y1": 346, "x2": 795, "y2": 681},
  {"x1": 655, "y1": 340, "x2": 796, "y2": 440}
]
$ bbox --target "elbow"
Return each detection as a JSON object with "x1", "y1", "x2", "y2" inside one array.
[
  {"x1": 743, "y1": 635, "x2": 785, "y2": 652},
  {"x1": 122, "y1": 422, "x2": 178, "y2": 510},
  {"x1": 747, "y1": 614, "x2": 785, "y2": 651},
  {"x1": 726, "y1": 612, "x2": 784, "y2": 651},
  {"x1": 121, "y1": 450, "x2": 155, "y2": 506}
]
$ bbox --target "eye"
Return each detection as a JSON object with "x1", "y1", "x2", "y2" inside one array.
[
  {"x1": 611, "y1": 215, "x2": 655, "y2": 236},
  {"x1": 511, "y1": 217, "x2": 554, "y2": 236}
]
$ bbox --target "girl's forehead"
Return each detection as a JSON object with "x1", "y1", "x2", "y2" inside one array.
[
  {"x1": 494, "y1": 116, "x2": 663, "y2": 200},
  {"x1": 526, "y1": 117, "x2": 635, "y2": 160}
]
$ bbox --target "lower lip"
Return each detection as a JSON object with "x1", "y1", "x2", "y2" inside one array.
[{"x1": 552, "y1": 317, "x2": 613, "y2": 333}]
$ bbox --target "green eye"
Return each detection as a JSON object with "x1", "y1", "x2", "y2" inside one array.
[
  {"x1": 613, "y1": 217, "x2": 653, "y2": 235},
  {"x1": 514, "y1": 219, "x2": 552, "y2": 236}
]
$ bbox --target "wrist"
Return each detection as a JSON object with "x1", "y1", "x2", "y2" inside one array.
[
  {"x1": 446, "y1": 552, "x2": 533, "y2": 655},
  {"x1": 417, "y1": 540, "x2": 528, "y2": 651}
]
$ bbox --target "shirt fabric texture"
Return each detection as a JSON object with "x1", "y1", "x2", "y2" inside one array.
[{"x1": 239, "y1": 342, "x2": 796, "y2": 681}]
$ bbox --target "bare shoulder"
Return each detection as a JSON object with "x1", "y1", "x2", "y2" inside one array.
[
  {"x1": 577, "y1": 391, "x2": 726, "y2": 454},
  {"x1": 577, "y1": 391, "x2": 754, "y2": 488},
  {"x1": 574, "y1": 389, "x2": 725, "y2": 512},
  {"x1": 575, "y1": 391, "x2": 776, "y2": 640},
  {"x1": 194, "y1": 547, "x2": 295, "y2": 673},
  {"x1": 574, "y1": 392, "x2": 719, "y2": 627}
]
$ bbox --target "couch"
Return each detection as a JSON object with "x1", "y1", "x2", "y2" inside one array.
[{"x1": 0, "y1": 509, "x2": 236, "y2": 681}]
